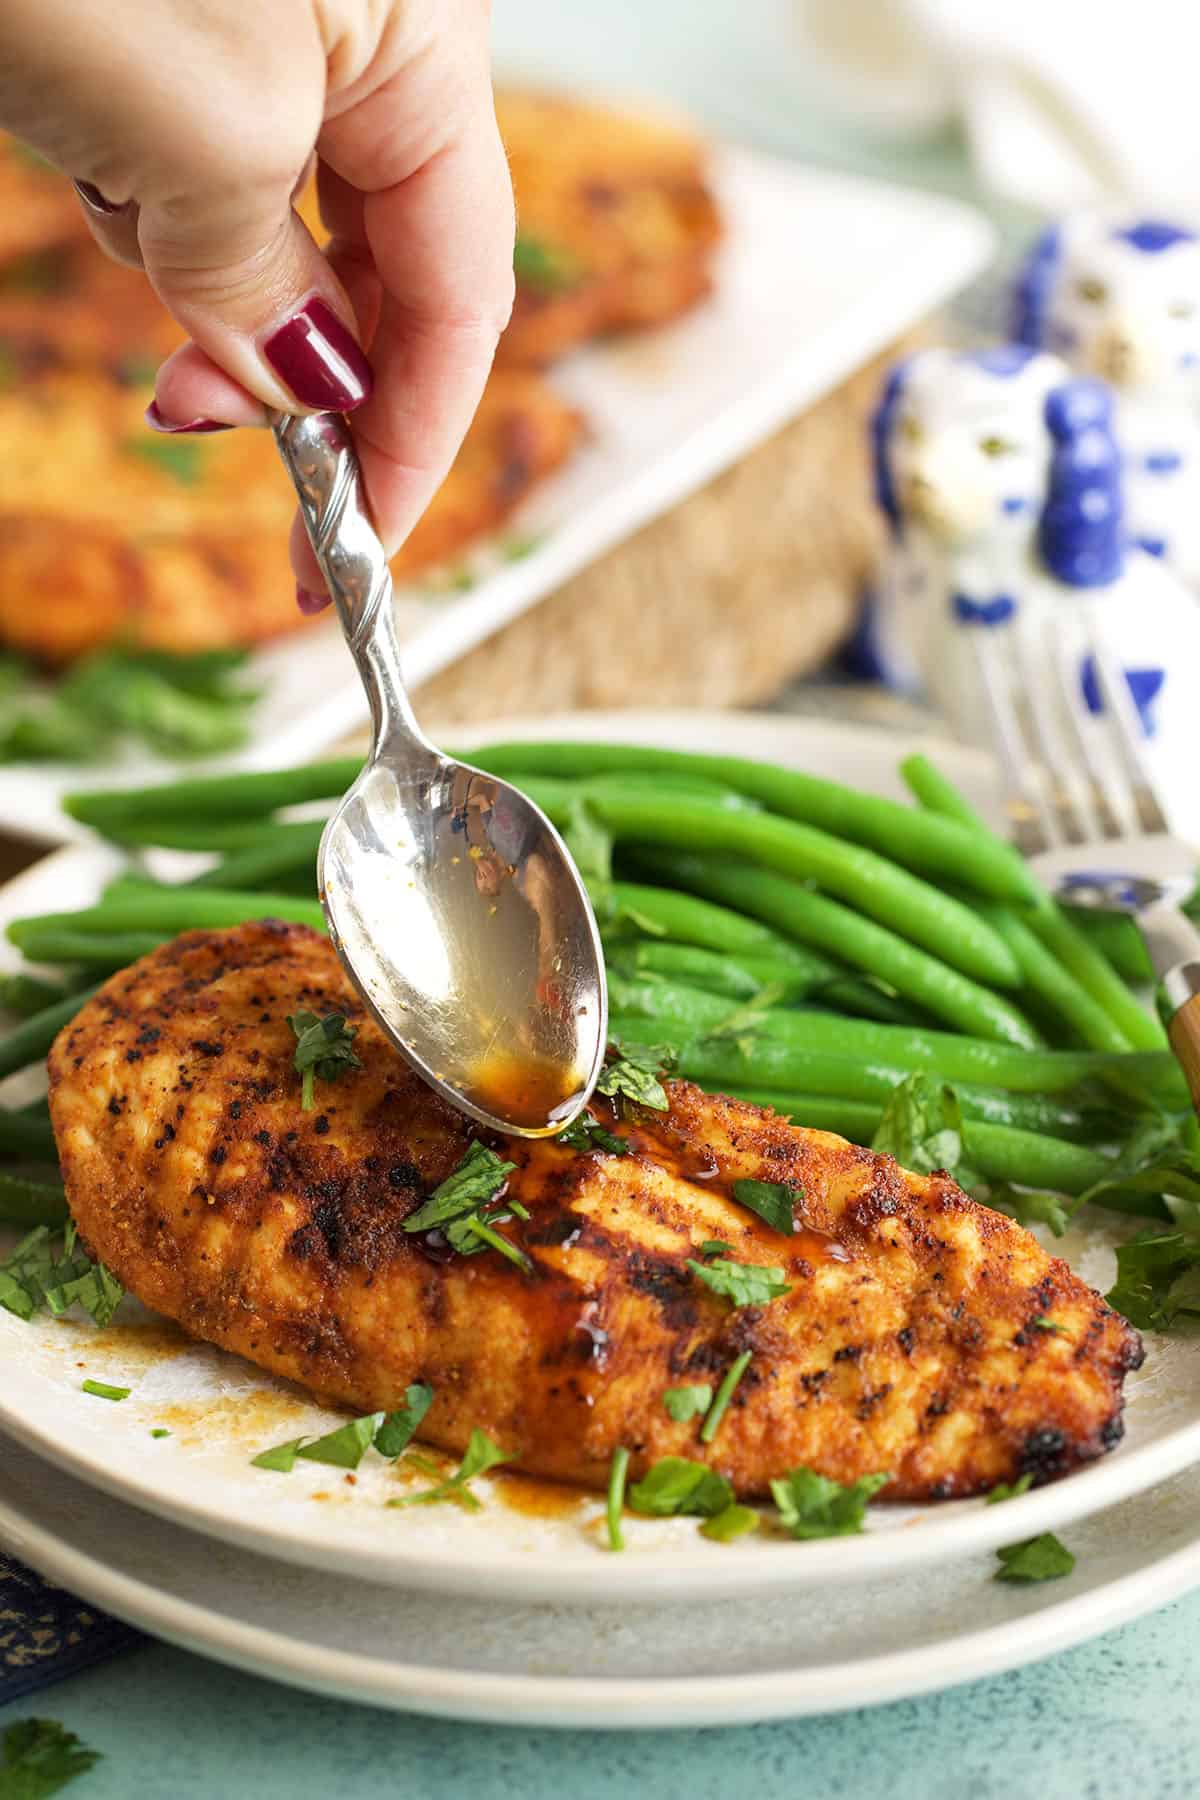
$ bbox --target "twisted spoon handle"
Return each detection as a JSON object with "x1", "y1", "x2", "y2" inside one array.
[{"x1": 272, "y1": 410, "x2": 422, "y2": 750}]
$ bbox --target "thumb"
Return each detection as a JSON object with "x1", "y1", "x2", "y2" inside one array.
[{"x1": 138, "y1": 179, "x2": 373, "y2": 418}]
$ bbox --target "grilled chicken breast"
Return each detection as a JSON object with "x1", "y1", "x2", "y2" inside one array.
[
  {"x1": 496, "y1": 90, "x2": 722, "y2": 366},
  {"x1": 47, "y1": 923, "x2": 1141, "y2": 1500}
]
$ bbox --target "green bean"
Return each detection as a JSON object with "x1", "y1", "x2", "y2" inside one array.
[
  {"x1": 605, "y1": 881, "x2": 820, "y2": 966},
  {"x1": 1064, "y1": 909, "x2": 1154, "y2": 985},
  {"x1": 64, "y1": 758, "x2": 362, "y2": 831},
  {"x1": 8, "y1": 887, "x2": 326, "y2": 948},
  {"x1": 0, "y1": 1172, "x2": 68, "y2": 1228},
  {"x1": 186, "y1": 838, "x2": 321, "y2": 892},
  {"x1": 10, "y1": 929, "x2": 168, "y2": 970},
  {"x1": 808, "y1": 976, "x2": 934, "y2": 1029},
  {"x1": 0, "y1": 1108, "x2": 58, "y2": 1161},
  {"x1": 901, "y1": 753, "x2": 1166, "y2": 1051},
  {"x1": 719, "y1": 1082, "x2": 1103, "y2": 1143},
  {"x1": 960, "y1": 1121, "x2": 1112, "y2": 1196},
  {"x1": 472, "y1": 740, "x2": 1038, "y2": 902},
  {"x1": 623, "y1": 851, "x2": 1037, "y2": 1046},
  {"x1": 86, "y1": 818, "x2": 326, "y2": 859},
  {"x1": 605, "y1": 993, "x2": 1183, "y2": 1096},
  {"x1": 522, "y1": 779, "x2": 1021, "y2": 989},
  {"x1": 977, "y1": 903, "x2": 1132, "y2": 1054},
  {"x1": 0, "y1": 985, "x2": 102, "y2": 1080},
  {"x1": 722, "y1": 1090, "x2": 881, "y2": 1139},
  {"x1": 606, "y1": 941, "x2": 830, "y2": 1002},
  {"x1": 0, "y1": 972, "x2": 70, "y2": 1017},
  {"x1": 611, "y1": 1016, "x2": 1133, "y2": 1141}
]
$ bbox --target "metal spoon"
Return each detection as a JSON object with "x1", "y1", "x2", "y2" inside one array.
[{"x1": 272, "y1": 409, "x2": 606, "y2": 1136}]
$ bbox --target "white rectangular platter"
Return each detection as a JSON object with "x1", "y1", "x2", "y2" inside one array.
[{"x1": 0, "y1": 150, "x2": 992, "y2": 844}]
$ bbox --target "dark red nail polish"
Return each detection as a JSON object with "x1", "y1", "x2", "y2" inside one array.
[
  {"x1": 264, "y1": 297, "x2": 372, "y2": 411},
  {"x1": 296, "y1": 583, "x2": 332, "y2": 616},
  {"x1": 74, "y1": 179, "x2": 127, "y2": 216},
  {"x1": 145, "y1": 402, "x2": 232, "y2": 435}
]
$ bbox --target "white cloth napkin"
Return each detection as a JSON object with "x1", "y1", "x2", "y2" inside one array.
[{"x1": 796, "y1": 0, "x2": 1200, "y2": 213}]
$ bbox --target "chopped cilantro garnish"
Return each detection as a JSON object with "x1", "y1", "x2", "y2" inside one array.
[
  {"x1": 295, "y1": 1413, "x2": 383, "y2": 1470},
  {"x1": 0, "y1": 1224, "x2": 124, "y2": 1327},
  {"x1": 699, "y1": 1351, "x2": 751, "y2": 1445},
  {"x1": 986, "y1": 1184, "x2": 1072, "y2": 1237},
  {"x1": 872, "y1": 1074, "x2": 974, "y2": 1182},
  {"x1": 402, "y1": 1144, "x2": 529, "y2": 1270},
  {"x1": 731, "y1": 1178, "x2": 798, "y2": 1237},
  {"x1": 374, "y1": 1383, "x2": 434, "y2": 1459},
  {"x1": 700, "y1": 1503, "x2": 759, "y2": 1543},
  {"x1": 287, "y1": 1011, "x2": 360, "y2": 1111},
  {"x1": 606, "y1": 1445, "x2": 630, "y2": 1552},
  {"x1": 597, "y1": 1042, "x2": 673, "y2": 1115},
  {"x1": 994, "y1": 1532, "x2": 1075, "y2": 1583},
  {"x1": 557, "y1": 1114, "x2": 629, "y2": 1157},
  {"x1": 150, "y1": 1428, "x2": 171, "y2": 1439},
  {"x1": 770, "y1": 1467, "x2": 889, "y2": 1539},
  {"x1": 122, "y1": 435, "x2": 206, "y2": 485},
  {"x1": 81, "y1": 1379, "x2": 129, "y2": 1402},
  {"x1": 663, "y1": 1383, "x2": 713, "y2": 1424},
  {"x1": 404, "y1": 1142, "x2": 516, "y2": 1236},
  {"x1": 0, "y1": 1716, "x2": 101, "y2": 1795},
  {"x1": 628, "y1": 1457, "x2": 734, "y2": 1519},
  {"x1": 513, "y1": 235, "x2": 581, "y2": 293},
  {"x1": 1106, "y1": 1223, "x2": 1200, "y2": 1331},
  {"x1": 251, "y1": 1436, "x2": 308, "y2": 1473},
  {"x1": 702, "y1": 983, "x2": 786, "y2": 1044},
  {"x1": 687, "y1": 1257, "x2": 790, "y2": 1309},
  {"x1": 388, "y1": 1427, "x2": 511, "y2": 1510},
  {"x1": 698, "y1": 1240, "x2": 732, "y2": 1258},
  {"x1": 987, "y1": 1473, "x2": 1034, "y2": 1504},
  {"x1": 1031, "y1": 1315, "x2": 1068, "y2": 1336}
]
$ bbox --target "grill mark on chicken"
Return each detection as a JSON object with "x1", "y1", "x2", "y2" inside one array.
[{"x1": 47, "y1": 922, "x2": 1142, "y2": 1501}]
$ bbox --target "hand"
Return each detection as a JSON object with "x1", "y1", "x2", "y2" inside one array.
[{"x1": 0, "y1": 0, "x2": 515, "y2": 607}]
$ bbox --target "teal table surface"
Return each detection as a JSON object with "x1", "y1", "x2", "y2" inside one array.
[{"x1": 5, "y1": 1589, "x2": 1198, "y2": 1799}]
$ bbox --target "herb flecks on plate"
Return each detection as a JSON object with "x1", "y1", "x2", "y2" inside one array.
[
  {"x1": 994, "y1": 1532, "x2": 1075, "y2": 1583},
  {"x1": 0, "y1": 1222, "x2": 124, "y2": 1327},
  {"x1": 770, "y1": 1467, "x2": 890, "y2": 1540},
  {"x1": 388, "y1": 1427, "x2": 511, "y2": 1511}
]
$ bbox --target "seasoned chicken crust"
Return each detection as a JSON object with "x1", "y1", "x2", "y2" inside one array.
[
  {"x1": 497, "y1": 90, "x2": 722, "y2": 365},
  {"x1": 47, "y1": 923, "x2": 1141, "y2": 1500}
]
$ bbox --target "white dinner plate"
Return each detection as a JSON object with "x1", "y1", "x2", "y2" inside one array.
[
  {"x1": 0, "y1": 147, "x2": 992, "y2": 846},
  {"x1": 3, "y1": 1429, "x2": 1200, "y2": 1728},
  {"x1": 0, "y1": 710, "x2": 1196, "y2": 1603}
]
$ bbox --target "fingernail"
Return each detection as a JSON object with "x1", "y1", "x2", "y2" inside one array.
[
  {"x1": 264, "y1": 297, "x2": 372, "y2": 411},
  {"x1": 74, "y1": 179, "x2": 127, "y2": 217},
  {"x1": 145, "y1": 402, "x2": 233, "y2": 435},
  {"x1": 296, "y1": 583, "x2": 332, "y2": 615}
]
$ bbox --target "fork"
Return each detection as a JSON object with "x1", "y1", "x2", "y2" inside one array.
[{"x1": 967, "y1": 612, "x2": 1200, "y2": 1109}]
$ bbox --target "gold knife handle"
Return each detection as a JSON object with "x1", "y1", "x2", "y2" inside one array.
[{"x1": 1165, "y1": 962, "x2": 1200, "y2": 1117}]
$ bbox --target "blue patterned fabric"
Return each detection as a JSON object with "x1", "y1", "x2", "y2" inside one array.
[{"x1": 0, "y1": 1550, "x2": 142, "y2": 1704}]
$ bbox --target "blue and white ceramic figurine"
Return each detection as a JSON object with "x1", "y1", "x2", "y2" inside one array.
[
  {"x1": 1015, "y1": 214, "x2": 1200, "y2": 589},
  {"x1": 869, "y1": 344, "x2": 1200, "y2": 834}
]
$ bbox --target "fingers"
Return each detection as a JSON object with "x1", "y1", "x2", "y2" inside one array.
[
  {"x1": 310, "y1": 85, "x2": 515, "y2": 574},
  {"x1": 73, "y1": 183, "x2": 145, "y2": 268}
]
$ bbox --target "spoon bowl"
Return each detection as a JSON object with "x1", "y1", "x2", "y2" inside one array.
[{"x1": 274, "y1": 410, "x2": 606, "y2": 1135}]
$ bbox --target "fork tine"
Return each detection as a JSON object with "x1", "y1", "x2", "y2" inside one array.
[
  {"x1": 966, "y1": 627, "x2": 1058, "y2": 856},
  {"x1": 1047, "y1": 617, "x2": 1140, "y2": 839},
  {"x1": 1083, "y1": 622, "x2": 1173, "y2": 835},
  {"x1": 1017, "y1": 618, "x2": 1104, "y2": 845}
]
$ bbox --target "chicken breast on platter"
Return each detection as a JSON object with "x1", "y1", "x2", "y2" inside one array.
[{"x1": 47, "y1": 922, "x2": 1141, "y2": 1501}]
